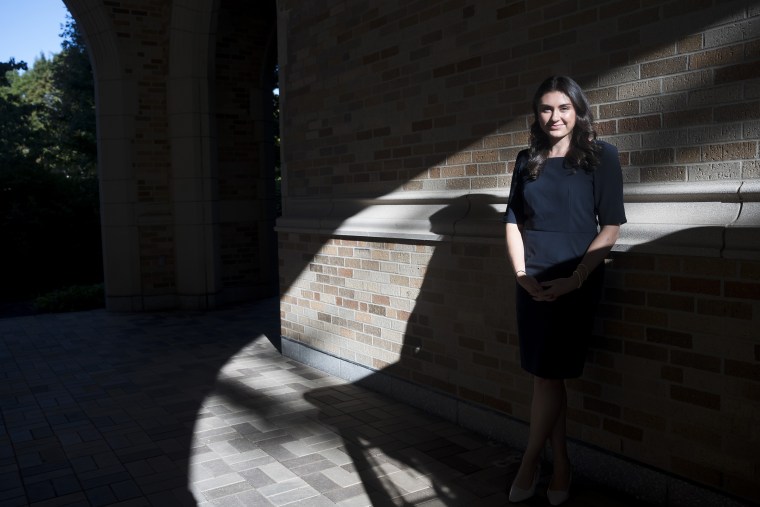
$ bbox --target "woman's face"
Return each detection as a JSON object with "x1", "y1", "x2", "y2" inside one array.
[{"x1": 538, "y1": 91, "x2": 576, "y2": 143}]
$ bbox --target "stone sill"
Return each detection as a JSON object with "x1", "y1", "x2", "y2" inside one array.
[{"x1": 275, "y1": 180, "x2": 760, "y2": 260}]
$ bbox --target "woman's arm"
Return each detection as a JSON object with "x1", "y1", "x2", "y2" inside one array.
[
  {"x1": 577, "y1": 224, "x2": 620, "y2": 275},
  {"x1": 534, "y1": 224, "x2": 621, "y2": 301},
  {"x1": 506, "y1": 222, "x2": 542, "y2": 296},
  {"x1": 505, "y1": 222, "x2": 525, "y2": 274}
]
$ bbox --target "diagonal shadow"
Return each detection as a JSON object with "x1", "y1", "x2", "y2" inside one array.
[{"x1": 302, "y1": 194, "x2": 522, "y2": 505}]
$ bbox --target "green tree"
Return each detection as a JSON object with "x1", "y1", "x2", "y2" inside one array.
[
  {"x1": 46, "y1": 14, "x2": 97, "y2": 177},
  {"x1": 0, "y1": 59, "x2": 43, "y2": 167},
  {"x1": 2, "y1": 57, "x2": 56, "y2": 167},
  {"x1": 0, "y1": 16, "x2": 101, "y2": 305}
]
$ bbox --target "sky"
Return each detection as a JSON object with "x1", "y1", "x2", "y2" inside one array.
[{"x1": 0, "y1": 0, "x2": 70, "y2": 66}]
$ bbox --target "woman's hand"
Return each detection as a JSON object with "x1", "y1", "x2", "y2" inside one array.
[
  {"x1": 531, "y1": 275, "x2": 578, "y2": 302},
  {"x1": 516, "y1": 272, "x2": 544, "y2": 298}
]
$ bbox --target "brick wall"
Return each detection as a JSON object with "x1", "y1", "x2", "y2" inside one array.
[
  {"x1": 279, "y1": 234, "x2": 515, "y2": 401},
  {"x1": 279, "y1": 0, "x2": 759, "y2": 199},
  {"x1": 278, "y1": 238, "x2": 760, "y2": 503},
  {"x1": 590, "y1": 253, "x2": 759, "y2": 500},
  {"x1": 277, "y1": 0, "x2": 760, "y2": 503}
]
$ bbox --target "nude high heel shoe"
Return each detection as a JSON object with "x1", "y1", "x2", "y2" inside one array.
[
  {"x1": 546, "y1": 470, "x2": 572, "y2": 506},
  {"x1": 508, "y1": 465, "x2": 540, "y2": 503}
]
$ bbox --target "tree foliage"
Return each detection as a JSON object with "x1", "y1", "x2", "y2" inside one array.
[
  {"x1": 49, "y1": 16, "x2": 97, "y2": 177},
  {"x1": 0, "y1": 15, "x2": 101, "y2": 303}
]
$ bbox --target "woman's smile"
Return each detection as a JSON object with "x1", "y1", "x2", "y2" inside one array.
[{"x1": 538, "y1": 91, "x2": 577, "y2": 144}]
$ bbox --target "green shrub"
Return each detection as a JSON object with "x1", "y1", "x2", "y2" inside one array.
[{"x1": 34, "y1": 283, "x2": 104, "y2": 313}]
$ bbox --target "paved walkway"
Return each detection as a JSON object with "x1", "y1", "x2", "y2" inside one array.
[{"x1": 0, "y1": 296, "x2": 652, "y2": 506}]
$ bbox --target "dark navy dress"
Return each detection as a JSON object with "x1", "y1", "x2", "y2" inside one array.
[{"x1": 504, "y1": 140, "x2": 626, "y2": 378}]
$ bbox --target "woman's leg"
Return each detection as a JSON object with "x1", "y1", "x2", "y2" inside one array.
[
  {"x1": 512, "y1": 376, "x2": 566, "y2": 489},
  {"x1": 548, "y1": 383, "x2": 572, "y2": 490}
]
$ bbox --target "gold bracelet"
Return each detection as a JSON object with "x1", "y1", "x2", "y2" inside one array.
[
  {"x1": 573, "y1": 270, "x2": 582, "y2": 288},
  {"x1": 516, "y1": 269, "x2": 526, "y2": 276}
]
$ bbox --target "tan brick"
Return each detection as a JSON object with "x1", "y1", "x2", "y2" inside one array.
[
  {"x1": 606, "y1": 287, "x2": 646, "y2": 305},
  {"x1": 715, "y1": 61, "x2": 760, "y2": 84},
  {"x1": 583, "y1": 396, "x2": 621, "y2": 418},
  {"x1": 599, "y1": 0, "x2": 640, "y2": 19},
  {"x1": 641, "y1": 166, "x2": 687, "y2": 183},
  {"x1": 631, "y1": 43, "x2": 677, "y2": 64},
  {"x1": 662, "y1": 70, "x2": 713, "y2": 93},
  {"x1": 670, "y1": 350, "x2": 720, "y2": 372},
  {"x1": 671, "y1": 420, "x2": 722, "y2": 447},
  {"x1": 725, "y1": 280, "x2": 760, "y2": 300},
  {"x1": 663, "y1": 107, "x2": 712, "y2": 128},
  {"x1": 724, "y1": 359, "x2": 760, "y2": 380},
  {"x1": 596, "y1": 119, "x2": 617, "y2": 135},
  {"x1": 646, "y1": 327, "x2": 692, "y2": 349},
  {"x1": 661, "y1": 365, "x2": 684, "y2": 382},
  {"x1": 670, "y1": 455, "x2": 722, "y2": 487},
  {"x1": 701, "y1": 142, "x2": 757, "y2": 161},
  {"x1": 696, "y1": 298, "x2": 753, "y2": 320},
  {"x1": 625, "y1": 341, "x2": 668, "y2": 361},
  {"x1": 676, "y1": 33, "x2": 703, "y2": 53},
  {"x1": 630, "y1": 148, "x2": 674, "y2": 165},
  {"x1": 603, "y1": 320, "x2": 645, "y2": 341},
  {"x1": 715, "y1": 101, "x2": 760, "y2": 123},
  {"x1": 675, "y1": 146, "x2": 701, "y2": 163},
  {"x1": 670, "y1": 385, "x2": 721, "y2": 410},
  {"x1": 603, "y1": 418, "x2": 644, "y2": 440},
  {"x1": 670, "y1": 276, "x2": 721, "y2": 295},
  {"x1": 739, "y1": 261, "x2": 760, "y2": 280},
  {"x1": 624, "y1": 272, "x2": 669, "y2": 290},
  {"x1": 647, "y1": 292, "x2": 694, "y2": 312},
  {"x1": 599, "y1": 100, "x2": 640, "y2": 119},
  {"x1": 624, "y1": 307, "x2": 668, "y2": 328}
]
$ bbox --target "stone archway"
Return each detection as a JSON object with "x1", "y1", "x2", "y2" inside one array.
[
  {"x1": 63, "y1": 0, "x2": 141, "y2": 310},
  {"x1": 62, "y1": 0, "x2": 279, "y2": 311}
]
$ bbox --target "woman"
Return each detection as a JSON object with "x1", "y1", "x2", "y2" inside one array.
[{"x1": 504, "y1": 75, "x2": 626, "y2": 505}]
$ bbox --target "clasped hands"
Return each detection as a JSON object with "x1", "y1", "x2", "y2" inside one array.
[{"x1": 516, "y1": 272, "x2": 579, "y2": 302}]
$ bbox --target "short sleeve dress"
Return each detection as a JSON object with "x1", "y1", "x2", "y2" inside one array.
[{"x1": 504, "y1": 140, "x2": 627, "y2": 379}]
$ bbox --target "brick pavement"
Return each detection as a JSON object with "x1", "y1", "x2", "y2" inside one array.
[{"x1": 0, "y1": 297, "x2": 653, "y2": 506}]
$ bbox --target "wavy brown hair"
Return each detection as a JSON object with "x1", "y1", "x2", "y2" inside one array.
[{"x1": 526, "y1": 75, "x2": 600, "y2": 179}]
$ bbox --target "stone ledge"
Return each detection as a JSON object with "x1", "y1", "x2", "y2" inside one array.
[{"x1": 275, "y1": 182, "x2": 760, "y2": 259}]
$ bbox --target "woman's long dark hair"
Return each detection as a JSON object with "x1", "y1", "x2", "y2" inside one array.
[{"x1": 526, "y1": 75, "x2": 599, "y2": 178}]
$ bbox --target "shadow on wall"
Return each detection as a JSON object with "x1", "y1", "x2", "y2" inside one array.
[
  {"x1": 298, "y1": 197, "x2": 758, "y2": 505},
  {"x1": 303, "y1": 195, "x2": 523, "y2": 505}
]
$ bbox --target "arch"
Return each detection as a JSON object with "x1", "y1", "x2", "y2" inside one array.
[
  {"x1": 167, "y1": 0, "x2": 222, "y2": 309},
  {"x1": 62, "y1": 0, "x2": 279, "y2": 310},
  {"x1": 63, "y1": 0, "x2": 143, "y2": 310}
]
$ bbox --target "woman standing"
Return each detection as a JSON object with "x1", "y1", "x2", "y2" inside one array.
[{"x1": 504, "y1": 75, "x2": 626, "y2": 505}]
